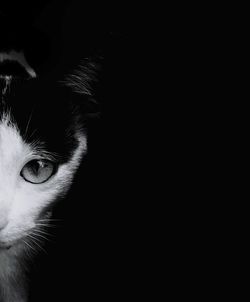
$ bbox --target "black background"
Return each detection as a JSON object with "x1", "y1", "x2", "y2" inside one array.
[{"x1": 1, "y1": 1, "x2": 134, "y2": 301}]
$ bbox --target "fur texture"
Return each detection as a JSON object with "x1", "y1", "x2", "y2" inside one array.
[{"x1": 0, "y1": 54, "x2": 95, "y2": 301}]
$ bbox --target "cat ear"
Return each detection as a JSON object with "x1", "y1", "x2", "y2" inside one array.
[
  {"x1": 64, "y1": 59, "x2": 97, "y2": 96},
  {"x1": 0, "y1": 50, "x2": 37, "y2": 81},
  {"x1": 63, "y1": 58, "x2": 102, "y2": 118}
]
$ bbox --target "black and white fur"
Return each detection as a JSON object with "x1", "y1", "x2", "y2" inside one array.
[{"x1": 0, "y1": 50, "x2": 95, "y2": 301}]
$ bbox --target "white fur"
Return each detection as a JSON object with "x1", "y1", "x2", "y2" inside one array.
[{"x1": 0, "y1": 113, "x2": 87, "y2": 301}]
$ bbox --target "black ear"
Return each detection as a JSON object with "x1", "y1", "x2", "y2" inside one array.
[
  {"x1": 0, "y1": 12, "x2": 52, "y2": 77},
  {"x1": 63, "y1": 58, "x2": 102, "y2": 119}
]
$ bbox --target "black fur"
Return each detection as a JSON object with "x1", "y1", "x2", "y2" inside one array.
[{"x1": 0, "y1": 78, "x2": 83, "y2": 164}]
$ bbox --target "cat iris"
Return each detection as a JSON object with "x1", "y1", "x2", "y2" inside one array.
[{"x1": 20, "y1": 159, "x2": 56, "y2": 184}]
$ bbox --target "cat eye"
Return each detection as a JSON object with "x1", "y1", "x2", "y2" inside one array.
[{"x1": 21, "y1": 160, "x2": 56, "y2": 184}]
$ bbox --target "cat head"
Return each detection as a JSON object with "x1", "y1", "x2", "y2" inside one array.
[{"x1": 0, "y1": 58, "x2": 96, "y2": 250}]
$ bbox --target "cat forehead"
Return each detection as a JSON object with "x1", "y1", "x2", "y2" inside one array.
[{"x1": 0, "y1": 95, "x2": 82, "y2": 165}]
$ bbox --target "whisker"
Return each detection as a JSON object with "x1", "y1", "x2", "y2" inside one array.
[
  {"x1": 35, "y1": 227, "x2": 53, "y2": 233},
  {"x1": 24, "y1": 107, "x2": 35, "y2": 138},
  {"x1": 38, "y1": 218, "x2": 62, "y2": 222},
  {"x1": 27, "y1": 128, "x2": 38, "y2": 141},
  {"x1": 31, "y1": 230, "x2": 52, "y2": 242},
  {"x1": 27, "y1": 234, "x2": 47, "y2": 255},
  {"x1": 28, "y1": 233, "x2": 44, "y2": 243},
  {"x1": 22, "y1": 238, "x2": 37, "y2": 254},
  {"x1": 33, "y1": 228, "x2": 52, "y2": 235},
  {"x1": 35, "y1": 223, "x2": 59, "y2": 228}
]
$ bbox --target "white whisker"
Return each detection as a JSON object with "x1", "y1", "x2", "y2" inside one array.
[
  {"x1": 31, "y1": 230, "x2": 51, "y2": 242},
  {"x1": 27, "y1": 234, "x2": 47, "y2": 255},
  {"x1": 24, "y1": 107, "x2": 35, "y2": 138},
  {"x1": 35, "y1": 223, "x2": 59, "y2": 229},
  {"x1": 22, "y1": 238, "x2": 37, "y2": 254},
  {"x1": 38, "y1": 218, "x2": 62, "y2": 222}
]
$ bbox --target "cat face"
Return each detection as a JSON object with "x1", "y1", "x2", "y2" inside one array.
[{"x1": 0, "y1": 78, "x2": 87, "y2": 249}]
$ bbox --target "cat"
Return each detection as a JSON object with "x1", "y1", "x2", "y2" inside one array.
[{"x1": 0, "y1": 48, "x2": 96, "y2": 301}]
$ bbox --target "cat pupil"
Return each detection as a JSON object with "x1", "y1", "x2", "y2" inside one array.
[
  {"x1": 30, "y1": 161, "x2": 40, "y2": 173},
  {"x1": 32, "y1": 161, "x2": 44, "y2": 174}
]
